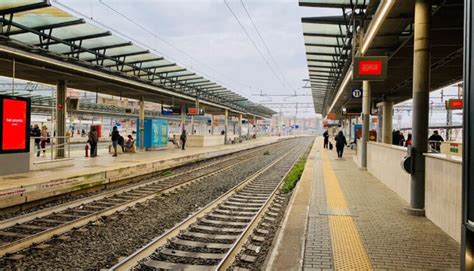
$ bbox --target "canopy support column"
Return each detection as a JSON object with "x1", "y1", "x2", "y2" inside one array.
[
  {"x1": 382, "y1": 102, "x2": 393, "y2": 144},
  {"x1": 462, "y1": 0, "x2": 474, "y2": 267},
  {"x1": 361, "y1": 80, "x2": 371, "y2": 169},
  {"x1": 224, "y1": 109, "x2": 228, "y2": 145},
  {"x1": 56, "y1": 80, "x2": 66, "y2": 158},
  {"x1": 408, "y1": 0, "x2": 431, "y2": 213},
  {"x1": 238, "y1": 114, "x2": 242, "y2": 142},
  {"x1": 139, "y1": 97, "x2": 145, "y2": 150}
]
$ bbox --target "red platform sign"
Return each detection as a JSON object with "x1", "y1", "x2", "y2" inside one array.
[
  {"x1": 358, "y1": 60, "x2": 383, "y2": 76},
  {"x1": 0, "y1": 96, "x2": 31, "y2": 153},
  {"x1": 446, "y1": 99, "x2": 463, "y2": 110},
  {"x1": 353, "y1": 56, "x2": 388, "y2": 81}
]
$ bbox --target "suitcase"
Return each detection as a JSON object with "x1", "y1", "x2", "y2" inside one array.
[{"x1": 329, "y1": 142, "x2": 333, "y2": 150}]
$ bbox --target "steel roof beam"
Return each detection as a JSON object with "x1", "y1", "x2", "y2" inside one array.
[
  {"x1": 7, "y1": 19, "x2": 85, "y2": 36},
  {"x1": 126, "y1": 63, "x2": 176, "y2": 73},
  {"x1": 33, "y1": 31, "x2": 112, "y2": 47},
  {"x1": 104, "y1": 57, "x2": 164, "y2": 68},
  {"x1": 64, "y1": 42, "x2": 133, "y2": 56},
  {"x1": 154, "y1": 68, "x2": 186, "y2": 75},
  {"x1": 0, "y1": 1, "x2": 50, "y2": 15}
]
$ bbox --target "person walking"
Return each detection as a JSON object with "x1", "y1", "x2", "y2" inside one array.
[
  {"x1": 323, "y1": 130, "x2": 329, "y2": 149},
  {"x1": 335, "y1": 131, "x2": 347, "y2": 158},
  {"x1": 111, "y1": 126, "x2": 120, "y2": 157},
  {"x1": 180, "y1": 129, "x2": 187, "y2": 150},
  {"x1": 31, "y1": 124, "x2": 41, "y2": 157},
  {"x1": 428, "y1": 130, "x2": 444, "y2": 152},
  {"x1": 88, "y1": 126, "x2": 98, "y2": 157},
  {"x1": 40, "y1": 125, "x2": 49, "y2": 156}
]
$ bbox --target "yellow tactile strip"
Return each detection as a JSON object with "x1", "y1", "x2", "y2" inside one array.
[{"x1": 321, "y1": 150, "x2": 372, "y2": 270}]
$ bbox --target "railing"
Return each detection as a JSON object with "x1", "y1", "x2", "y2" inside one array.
[{"x1": 31, "y1": 136, "x2": 71, "y2": 161}]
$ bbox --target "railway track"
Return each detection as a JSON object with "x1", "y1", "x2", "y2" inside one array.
[
  {"x1": 0, "y1": 140, "x2": 286, "y2": 258},
  {"x1": 111, "y1": 138, "x2": 311, "y2": 271}
]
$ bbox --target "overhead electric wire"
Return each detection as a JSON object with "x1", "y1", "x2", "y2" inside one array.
[
  {"x1": 223, "y1": 0, "x2": 288, "y2": 90},
  {"x1": 52, "y1": 0, "x2": 254, "y2": 99},
  {"x1": 96, "y1": 0, "x2": 254, "y2": 94},
  {"x1": 239, "y1": 0, "x2": 294, "y2": 91}
]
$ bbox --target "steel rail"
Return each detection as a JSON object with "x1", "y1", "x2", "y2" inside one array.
[
  {"x1": 109, "y1": 141, "x2": 307, "y2": 271},
  {"x1": 0, "y1": 143, "x2": 280, "y2": 257}
]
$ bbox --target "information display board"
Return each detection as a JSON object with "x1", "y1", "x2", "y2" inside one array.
[
  {"x1": 187, "y1": 107, "x2": 205, "y2": 116},
  {"x1": 445, "y1": 98, "x2": 463, "y2": 109},
  {"x1": 0, "y1": 95, "x2": 31, "y2": 153},
  {"x1": 353, "y1": 56, "x2": 388, "y2": 81}
]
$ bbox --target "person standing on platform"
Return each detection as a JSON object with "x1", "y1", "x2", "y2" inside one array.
[
  {"x1": 180, "y1": 129, "x2": 187, "y2": 150},
  {"x1": 111, "y1": 126, "x2": 120, "y2": 157},
  {"x1": 399, "y1": 132, "x2": 406, "y2": 146},
  {"x1": 88, "y1": 126, "x2": 98, "y2": 157},
  {"x1": 31, "y1": 124, "x2": 41, "y2": 157},
  {"x1": 40, "y1": 125, "x2": 49, "y2": 156},
  {"x1": 405, "y1": 133, "x2": 413, "y2": 147},
  {"x1": 335, "y1": 131, "x2": 347, "y2": 158},
  {"x1": 323, "y1": 130, "x2": 329, "y2": 149},
  {"x1": 428, "y1": 130, "x2": 444, "y2": 153}
]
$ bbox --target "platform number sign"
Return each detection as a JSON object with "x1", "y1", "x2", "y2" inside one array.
[{"x1": 352, "y1": 88, "x2": 362, "y2": 99}]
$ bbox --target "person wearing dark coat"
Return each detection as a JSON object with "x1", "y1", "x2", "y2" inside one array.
[
  {"x1": 30, "y1": 124, "x2": 41, "y2": 157},
  {"x1": 335, "y1": 131, "x2": 348, "y2": 158},
  {"x1": 428, "y1": 130, "x2": 444, "y2": 152},
  {"x1": 180, "y1": 129, "x2": 187, "y2": 150},
  {"x1": 111, "y1": 126, "x2": 120, "y2": 157},
  {"x1": 88, "y1": 126, "x2": 98, "y2": 157},
  {"x1": 323, "y1": 130, "x2": 329, "y2": 149}
]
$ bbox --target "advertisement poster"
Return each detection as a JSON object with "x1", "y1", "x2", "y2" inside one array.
[{"x1": 0, "y1": 96, "x2": 31, "y2": 153}]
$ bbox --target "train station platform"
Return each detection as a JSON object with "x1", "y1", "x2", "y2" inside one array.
[
  {"x1": 269, "y1": 138, "x2": 460, "y2": 270},
  {"x1": 0, "y1": 136, "x2": 290, "y2": 210}
]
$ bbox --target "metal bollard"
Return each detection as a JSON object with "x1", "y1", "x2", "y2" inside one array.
[{"x1": 85, "y1": 144, "x2": 89, "y2": 157}]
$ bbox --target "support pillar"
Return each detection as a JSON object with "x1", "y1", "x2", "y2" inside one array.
[
  {"x1": 253, "y1": 116, "x2": 257, "y2": 136},
  {"x1": 409, "y1": 0, "x2": 431, "y2": 212},
  {"x1": 139, "y1": 97, "x2": 145, "y2": 150},
  {"x1": 361, "y1": 80, "x2": 371, "y2": 168},
  {"x1": 348, "y1": 117, "x2": 352, "y2": 143},
  {"x1": 211, "y1": 115, "x2": 214, "y2": 135},
  {"x1": 247, "y1": 117, "x2": 250, "y2": 138},
  {"x1": 56, "y1": 80, "x2": 66, "y2": 158},
  {"x1": 238, "y1": 114, "x2": 242, "y2": 142},
  {"x1": 224, "y1": 109, "x2": 228, "y2": 144},
  {"x1": 382, "y1": 102, "x2": 393, "y2": 144},
  {"x1": 180, "y1": 105, "x2": 186, "y2": 131}
]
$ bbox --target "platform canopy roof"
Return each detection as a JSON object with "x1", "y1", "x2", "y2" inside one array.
[
  {"x1": 0, "y1": 0, "x2": 276, "y2": 118},
  {"x1": 300, "y1": 0, "x2": 464, "y2": 117}
]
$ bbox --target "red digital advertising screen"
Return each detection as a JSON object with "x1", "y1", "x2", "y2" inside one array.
[
  {"x1": 358, "y1": 60, "x2": 383, "y2": 76},
  {"x1": 0, "y1": 96, "x2": 30, "y2": 153}
]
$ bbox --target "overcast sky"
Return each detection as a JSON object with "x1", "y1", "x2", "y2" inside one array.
[{"x1": 51, "y1": 0, "x2": 340, "y2": 117}]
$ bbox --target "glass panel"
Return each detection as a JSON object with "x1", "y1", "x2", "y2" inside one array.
[
  {"x1": 303, "y1": 23, "x2": 346, "y2": 35},
  {"x1": 309, "y1": 71, "x2": 331, "y2": 76},
  {"x1": 0, "y1": 0, "x2": 45, "y2": 9},
  {"x1": 307, "y1": 61, "x2": 333, "y2": 67},
  {"x1": 304, "y1": 36, "x2": 339, "y2": 46},
  {"x1": 48, "y1": 24, "x2": 105, "y2": 40},
  {"x1": 305, "y1": 46, "x2": 337, "y2": 54},
  {"x1": 12, "y1": 6, "x2": 76, "y2": 29},
  {"x1": 105, "y1": 45, "x2": 144, "y2": 57},
  {"x1": 306, "y1": 54, "x2": 334, "y2": 61},
  {"x1": 80, "y1": 36, "x2": 127, "y2": 49}
]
